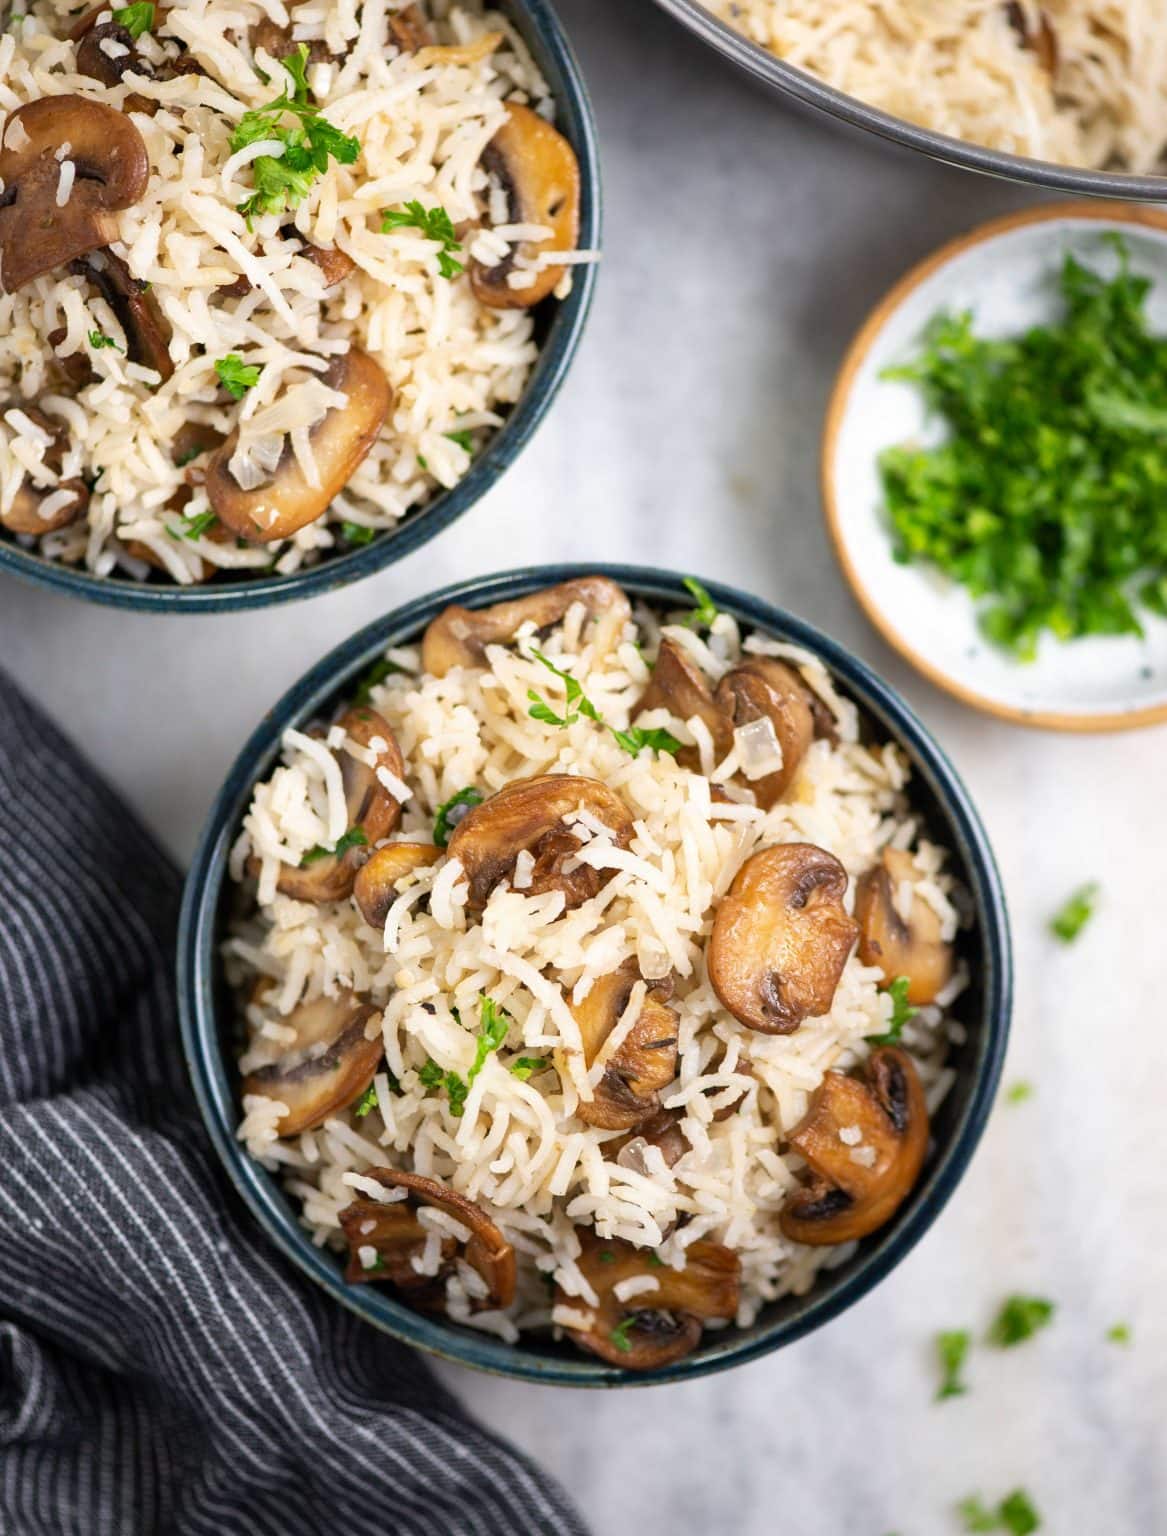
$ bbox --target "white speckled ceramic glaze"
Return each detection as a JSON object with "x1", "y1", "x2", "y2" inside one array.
[{"x1": 824, "y1": 207, "x2": 1167, "y2": 730}]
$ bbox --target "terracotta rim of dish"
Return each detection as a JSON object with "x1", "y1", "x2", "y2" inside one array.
[{"x1": 821, "y1": 200, "x2": 1167, "y2": 734}]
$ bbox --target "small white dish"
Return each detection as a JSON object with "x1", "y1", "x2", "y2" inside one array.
[{"x1": 822, "y1": 202, "x2": 1167, "y2": 732}]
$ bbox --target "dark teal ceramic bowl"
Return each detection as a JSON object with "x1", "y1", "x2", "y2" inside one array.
[
  {"x1": 178, "y1": 565, "x2": 1012, "y2": 1385},
  {"x1": 0, "y1": 3, "x2": 599, "y2": 614}
]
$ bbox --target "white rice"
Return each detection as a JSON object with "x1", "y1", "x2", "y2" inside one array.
[
  {"x1": 228, "y1": 594, "x2": 968, "y2": 1338},
  {"x1": 710, "y1": 0, "x2": 1167, "y2": 173},
  {"x1": 0, "y1": 1, "x2": 590, "y2": 581}
]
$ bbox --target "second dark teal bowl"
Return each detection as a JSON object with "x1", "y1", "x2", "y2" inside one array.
[
  {"x1": 0, "y1": 0, "x2": 599, "y2": 614},
  {"x1": 178, "y1": 565, "x2": 1012, "y2": 1385}
]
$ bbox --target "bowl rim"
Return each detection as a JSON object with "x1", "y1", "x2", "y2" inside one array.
[
  {"x1": 651, "y1": 0, "x2": 1167, "y2": 201},
  {"x1": 821, "y1": 200, "x2": 1167, "y2": 734},
  {"x1": 177, "y1": 563, "x2": 1013, "y2": 1387},
  {"x1": 0, "y1": 0, "x2": 601, "y2": 615}
]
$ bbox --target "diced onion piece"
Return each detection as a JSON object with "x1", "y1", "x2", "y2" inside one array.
[{"x1": 734, "y1": 716, "x2": 783, "y2": 781}]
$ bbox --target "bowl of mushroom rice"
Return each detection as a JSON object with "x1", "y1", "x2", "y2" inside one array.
[
  {"x1": 0, "y1": 1, "x2": 598, "y2": 610},
  {"x1": 178, "y1": 565, "x2": 1011, "y2": 1383}
]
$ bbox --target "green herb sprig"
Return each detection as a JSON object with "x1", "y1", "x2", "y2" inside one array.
[
  {"x1": 988, "y1": 1295, "x2": 1055, "y2": 1348},
  {"x1": 957, "y1": 1490, "x2": 1041, "y2": 1534},
  {"x1": 380, "y1": 200, "x2": 464, "y2": 278},
  {"x1": 88, "y1": 329, "x2": 123, "y2": 352},
  {"x1": 419, "y1": 996, "x2": 510, "y2": 1117},
  {"x1": 935, "y1": 1329, "x2": 971, "y2": 1401},
  {"x1": 866, "y1": 975, "x2": 917, "y2": 1045},
  {"x1": 299, "y1": 825, "x2": 368, "y2": 866},
  {"x1": 433, "y1": 786, "x2": 483, "y2": 848},
  {"x1": 215, "y1": 354, "x2": 262, "y2": 399},
  {"x1": 681, "y1": 576, "x2": 718, "y2": 630},
  {"x1": 112, "y1": 3, "x2": 154, "y2": 38},
  {"x1": 527, "y1": 650, "x2": 681, "y2": 759}
]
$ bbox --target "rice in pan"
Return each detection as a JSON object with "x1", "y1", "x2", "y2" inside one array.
[
  {"x1": 228, "y1": 577, "x2": 969, "y2": 1368},
  {"x1": 0, "y1": 1, "x2": 587, "y2": 584},
  {"x1": 709, "y1": 1, "x2": 1167, "y2": 173}
]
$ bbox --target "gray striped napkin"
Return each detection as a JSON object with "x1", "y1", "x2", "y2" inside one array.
[{"x1": 0, "y1": 672, "x2": 585, "y2": 1536}]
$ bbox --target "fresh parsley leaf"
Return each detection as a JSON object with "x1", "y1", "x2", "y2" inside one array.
[
  {"x1": 1006, "y1": 1081, "x2": 1034, "y2": 1105},
  {"x1": 681, "y1": 575, "x2": 718, "y2": 630},
  {"x1": 353, "y1": 1084, "x2": 378, "y2": 1118},
  {"x1": 433, "y1": 786, "x2": 483, "y2": 848},
  {"x1": 418, "y1": 1059, "x2": 445, "y2": 1090},
  {"x1": 230, "y1": 45, "x2": 360, "y2": 223},
  {"x1": 988, "y1": 1295, "x2": 1055, "y2": 1348},
  {"x1": 1050, "y1": 883, "x2": 1099, "y2": 943},
  {"x1": 88, "y1": 329, "x2": 123, "y2": 352},
  {"x1": 416, "y1": 454, "x2": 429, "y2": 471},
  {"x1": 527, "y1": 692, "x2": 571, "y2": 728},
  {"x1": 299, "y1": 825, "x2": 368, "y2": 866},
  {"x1": 610, "y1": 724, "x2": 683, "y2": 757},
  {"x1": 444, "y1": 428, "x2": 475, "y2": 454},
  {"x1": 609, "y1": 1316, "x2": 635, "y2": 1354},
  {"x1": 112, "y1": 2, "x2": 154, "y2": 37},
  {"x1": 527, "y1": 650, "x2": 677, "y2": 758},
  {"x1": 180, "y1": 510, "x2": 218, "y2": 541},
  {"x1": 380, "y1": 199, "x2": 464, "y2": 279},
  {"x1": 998, "y1": 1492, "x2": 1041, "y2": 1535},
  {"x1": 353, "y1": 655, "x2": 403, "y2": 705},
  {"x1": 510, "y1": 1055, "x2": 548, "y2": 1081},
  {"x1": 1106, "y1": 1322, "x2": 1131, "y2": 1345},
  {"x1": 529, "y1": 650, "x2": 602, "y2": 724},
  {"x1": 341, "y1": 521, "x2": 377, "y2": 546},
  {"x1": 936, "y1": 1329, "x2": 971, "y2": 1400},
  {"x1": 215, "y1": 354, "x2": 262, "y2": 399},
  {"x1": 866, "y1": 975, "x2": 917, "y2": 1045},
  {"x1": 426, "y1": 997, "x2": 511, "y2": 1117},
  {"x1": 958, "y1": 1497, "x2": 999, "y2": 1533}
]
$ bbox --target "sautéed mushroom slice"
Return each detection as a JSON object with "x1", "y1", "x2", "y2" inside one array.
[
  {"x1": 570, "y1": 961, "x2": 679, "y2": 1131},
  {"x1": 559, "y1": 1231, "x2": 740, "y2": 1370},
  {"x1": 422, "y1": 576, "x2": 630, "y2": 675},
  {"x1": 635, "y1": 636, "x2": 729, "y2": 771},
  {"x1": 353, "y1": 842, "x2": 442, "y2": 929},
  {"x1": 0, "y1": 403, "x2": 88, "y2": 534},
  {"x1": 242, "y1": 990, "x2": 382, "y2": 1136},
  {"x1": 447, "y1": 773, "x2": 633, "y2": 912},
  {"x1": 855, "y1": 847, "x2": 954, "y2": 1005},
  {"x1": 339, "y1": 1168, "x2": 515, "y2": 1311},
  {"x1": 708, "y1": 843, "x2": 858, "y2": 1033},
  {"x1": 779, "y1": 1047, "x2": 928, "y2": 1245},
  {"x1": 714, "y1": 656, "x2": 816, "y2": 808}
]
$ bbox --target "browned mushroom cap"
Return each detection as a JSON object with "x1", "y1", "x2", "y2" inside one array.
[
  {"x1": 207, "y1": 348, "x2": 391, "y2": 543},
  {"x1": 353, "y1": 842, "x2": 442, "y2": 928},
  {"x1": 779, "y1": 1047, "x2": 928, "y2": 1245},
  {"x1": 387, "y1": 3, "x2": 433, "y2": 52},
  {"x1": 559, "y1": 1231, "x2": 739, "y2": 1370},
  {"x1": 0, "y1": 96, "x2": 149, "y2": 294},
  {"x1": 709, "y1": 843, "x2": 859, "y2": 1034},
  {"x1": 570, "y1": 961, "x2": 678, "y2": 1130},
  {"x1": 422, "y1": 576, "x2": 630, "y2": 677},
  {"x1": 714, "y1": 657, "x2": 815, "y2": 809},
  {"x1": 250, "y1": 4, "x2": 337, "y2": 65},
  {"x1": 1006, "y1": 2, "x2": 1057, "y2": 72},
  {"x1": 609, "y1": 1107, "x2": 687, "y2": 1169},
  {"x1": 273, "y1": 707, "x2": 405, "y2": 903},
  {"x1": 854, "y1": 847, "x2": 954, "y2": 1006},
  {"x1": 242, "y1": 990, "x2": 382, "y2": 1136},
  {"x1": 447, "y1": 774, "x2": 634, "y2": 912},
  {"x1": 71, "y1": 249, "x2": 174, "y2": 380},
  {"x1": 301, "y1": 242, "x2": 356, "y2": 287},
  {"x1": 340, "y1": 1167, "x2": 516, "y2": 1310},
  {"x1": 635, "y1": 636, "x2": 730, "y2": 770},
  {"x1": 0, "y1": 403, "x2": 88, "y2": 534},
  {"x1": 470, "y1": 102, "x2": 580, "y2": 311}
]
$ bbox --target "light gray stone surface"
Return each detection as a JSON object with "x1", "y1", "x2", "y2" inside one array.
[{"x1": 2, "y1": 3, "x2": 1164, "y2": 1531}]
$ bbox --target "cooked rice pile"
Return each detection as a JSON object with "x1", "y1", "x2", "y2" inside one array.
[
  {"x1": 229, "y1": 598, "x2": 968, "y2": 1343},
  {"x1": 0, "y1": 1, "x2": 580, "y2": 582},
  {"x1": 709, "y1": 0, "x2": 1167, "y2": 172}
]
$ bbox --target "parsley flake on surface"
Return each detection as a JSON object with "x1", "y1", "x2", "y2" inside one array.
[
  {"x1": 88, "y1": 329, "x2": 123, "y2": 351},
  {"x1": 433, "y1": 786, "x2": 483, "y2": 848},
  {"x1": 1050, "y1": 882, "x2": 1099, "y2": 942},
  {"x1": 215, "y1": 354, "x2": 262, "y2": 398},
  {"x1": 173, "y1": 510, "x2": 218, "y2": 542},
  {"x1": 353, "y1": 1084, "x2": 378, "y2": 1118},
  {"x1": 1006, "y1": 1081, "x2": 1034, "y2": 1105},
  {"x1": 681, "y1": 575, "x2": 718, "y2": 630},
  {"x1": 380, "y1": 200, "x2": 464, "y2": 278},
  {"x1": 936, "y1": 1328, "x2": 971, "y2": 1400},
  {"x1": 444, "y1": 428, "x2": 475, "y2": 454},
  {"x1": 230, "y1": 45, "x2": 360, "y2": 224},
  {"x1": 958, "y1": 1490, "x2": 1042, "y2": 1534},
  {"x1": 988, "y1": 1295, "x2": 1055, "y2": 1348},
  {"x1": 299, "y1": 826, "x2": 368, "y2": 866},
  {"x1": 866, "y1": 975, "x2": 917, "y2": 1045},
  {"x1": 417, "y1": 1058, "x2": 445, "y2": 1090},
  {"x1": 340, "y1": 521, "x2": 377, "y2": 546},
  {"x1": 112, "y1": 2, "x2": 154, "y2": 37},
  {"x1": 1106, "y1": 1322, "x2": 1132, "y2": 1345},
  {"x1": 510, "y1": 1055, "x2": 549, "y2": 1081},
  {"x1": 609, "y1": 724, "x2": 683, "y2": 757},
  {"x1": 880, "y1": 238, "x2": 1167, "y2": 659}
]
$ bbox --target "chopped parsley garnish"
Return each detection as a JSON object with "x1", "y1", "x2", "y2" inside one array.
[
  {"x1": 421, "y1": 996, "x2": 510, "y2": 1117},
  {"x1": 88, "y1": 329, "x2": 123, "y2": 352},
  {"x1": 380, "y1": 200, "x2": 464, "y2": 279},
  {"x1": 988, "y1": 1295, "x2": 1055, "y2": 1348},
  {"x1": 681, "y1": 575, "x2": 718, "y2": 630},
  {"x1": 177, "y1": 510, "x2": 218, "y2": 542},
  {"x1": 341, "y1": 521, "x2": 377, "y2": 546},
  {"x1": 230, "y1": 45, "x2": 360, "y2": 223},
  {"x1": 112, "y1": 3, "x2": 154, "y2": 38},
  {"x1": 608, "y1": 1316, "x2": 636, "y2": 1354},
  {"x1": 528, "y1": 650, "x2": 680, "y2": 759},
  {"x1": 417, "y1": 454, "x2": 429, "y2": 472},
  {"x1": 1107, "y1": 1322, "x2": 1132, "y2": 1345},
  {"x1": 935, "y1": 1328, "x2": 971, "y2": 1401},
  {"x1": 299, "y1": 825, "x2": 368, "y2": 866},
  {"x1": 510, "y1": 1056, "x2": 549, "y2": 1081},
  {"x1": 1050, "y1": 882, "x2": 1099, "y2": 943},
  {"x1": 958, "y1": 1490, "x2": 1041, "y2": 1534},
  {"x1": 866, "y1": 975, "x2": 917, "y2": 1045},
  {"x1": 353, "y1": 1084, "x2": 378, "y2": 1118},
  {"x1": 1006, "y1": 1081, "x2": 1034, "y2": 1105},
  {"x1": 444, "y1": 428, "x2": 475, "y2": 455},
  {"x1": 433, "y1": 786, "x2": 483, "y2": 848},
  {"x1": 353, "y1": 655, "x2": 403, "y2": 705},
  {"x1": 417, "y1": 1058, "x2": 445, "y2": 1090},
  {"x1": 215, "y1": 354, "x2": 262, "y2": 399},
  {"x1": 879, "y1": 237, "x2": 1167, "y2": 659}
]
